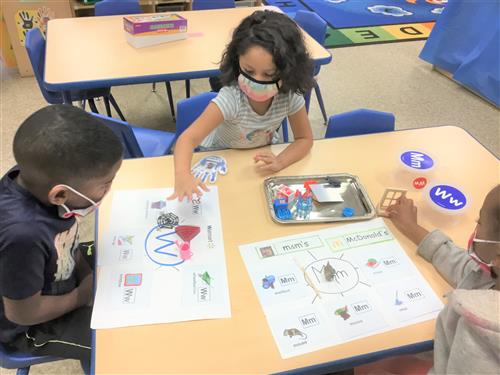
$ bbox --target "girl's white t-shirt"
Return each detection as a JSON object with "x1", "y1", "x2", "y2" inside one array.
[{"x1": 201, "y1": 85, "x2": 305, "y2": 149}]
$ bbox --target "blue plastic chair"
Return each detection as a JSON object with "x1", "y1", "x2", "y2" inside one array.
[
  {"x1": 325, "y1": 109, "x2": 395, "y2": 138},
  {"x1": 0, "y1": 342, "x2": 61, "y2": 375},
  {"x1": 94, "y1": 0, "x2": 141, "y2": 15},
  {"x1": 25, "y1": 29, "x2": 124, "y2": 120},
  {"x1": 176, "y1": 92, "x2": 289, "y2": 144},
  {"x1": 191, "y1": 0, "x2": 235, "y2": 10},
  {"x1": 294, "y1": 10, "x2": 328, "y2": 125},
  {"x1": 92, "y1": 113, "x2": 176, "y2": 157},
  {"x1": 176, "y1": 92, "x2": 218, "y2": 140},
  {"x1": 25, "y1": 28, "x2": 126, "y2": 121}
]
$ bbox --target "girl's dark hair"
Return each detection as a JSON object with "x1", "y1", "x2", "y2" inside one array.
[{"x1": 219, "y1": 10, "x2": 314, "y2": 95}]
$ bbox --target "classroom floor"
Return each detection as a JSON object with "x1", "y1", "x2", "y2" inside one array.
[{"x1": 0, "y1": 40, "x2": 498, "y2": 374}]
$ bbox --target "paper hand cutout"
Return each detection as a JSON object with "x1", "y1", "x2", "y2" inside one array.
[{"x1": 191, "y1": 155, "x2": 228, "y2": 184}]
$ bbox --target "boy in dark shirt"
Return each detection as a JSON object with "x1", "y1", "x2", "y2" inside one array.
[{"x1": 0, "y1": 105, "x2": 123, "y2": 368}]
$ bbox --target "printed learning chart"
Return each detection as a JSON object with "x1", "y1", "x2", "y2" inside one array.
[
  {"x1": 91, "y1": 187, "x2": 230, "y2": 329},
  {"x1": 239, "y1": 218, "x2": 443, "y2": 358}
]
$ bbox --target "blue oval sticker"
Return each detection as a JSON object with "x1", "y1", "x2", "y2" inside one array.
[
  {"x1": 429, "y1": 185, "x2": 467, "y2": 210},
  {"x1": 400, "y1": 151, "x2": 434, "y2": 170}
]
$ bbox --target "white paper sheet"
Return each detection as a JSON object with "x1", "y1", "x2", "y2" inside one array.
[
  {"x1": 309, "y1": 183, "x2": 344, "y2": 203},
  {"x1": 239, "y1": 218, "x2": 444, "y2": 358},
  {"x1": 91, "y1": 187, "x2": 231, "y2": 329}
]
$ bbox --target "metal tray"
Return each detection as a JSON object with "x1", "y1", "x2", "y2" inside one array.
[{"x1": 264, "y1": 173, "x2": 376, "y2": 224}]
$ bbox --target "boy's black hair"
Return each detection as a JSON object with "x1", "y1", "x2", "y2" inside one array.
[
  {"x1": 13, "y1": 105, "x2": 123, "y2": 186},
  {"x1": 219, "y1": 10, "x2": 314, "y2": 95}
]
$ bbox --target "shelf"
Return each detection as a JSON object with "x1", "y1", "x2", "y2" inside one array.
[{"x1": 69, "y1": 0, "x2": 261, "y2": 17}]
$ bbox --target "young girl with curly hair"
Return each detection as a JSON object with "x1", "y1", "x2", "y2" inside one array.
[{"x1": 169, "y1": 10, "x2": 314, "y2": 201}]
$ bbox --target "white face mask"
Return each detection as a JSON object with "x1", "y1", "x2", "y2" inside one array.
[
  {"x1": 56, "y1": 184, "x2": 100, "y2": 219},
  {"x1": 467, "y1": 227, "x2": 500, "y2": 275}
]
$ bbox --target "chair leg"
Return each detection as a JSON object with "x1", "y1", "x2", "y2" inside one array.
[
  {"x1": 88, "y1": 99, "x2": 99, "y2": 113},
  {"x1": 282, "y1": 121, "x2": 289, "y2": 143},
  {"x1": 165, "y1": 82, "x2": 176, "y2": 119},
  {"x1": 108, "y1": 94, "x2": 126, "y2": 121},
  {"x1": 152, "y1": 82, "x2": 156, "y2": 92},
  {"x1": 304, "y1": 90, "x2": 312, "y2": 113},
  {"x1": 313, "y1": 80, "x2": 328, "y2": 125},
  {"x1": 103, "y1": 97, "x2": 112, "y2": 117},
  {"x1": 185, "y1": 79, "x2": 190, "y2": 98},
  {"x1": 16, "y1": 366, "x2": 30, "y2": 375}
]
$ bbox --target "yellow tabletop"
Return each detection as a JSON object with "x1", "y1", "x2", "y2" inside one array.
[
  {"x1": 94, "y1": 126, "x2": 499, "y2": 373},
  {"x1": 45, "y1": 6, "x2": 331, "y2": 91}
]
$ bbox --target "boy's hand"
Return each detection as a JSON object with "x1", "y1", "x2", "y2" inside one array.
[
  {"x1": 167, "y1": 171, "x2": 209, "y2": 202},
  {"x1": 254, "y1": 152, "x2": 283, "y2": 173},
  {"x1": 385, "y1": 196, "x2": 429, "y2": 245},
  {"x1": 77, "y1": 273, "x2": 94, "y2": 307}
]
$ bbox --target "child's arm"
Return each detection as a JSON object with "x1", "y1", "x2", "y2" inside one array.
[
  {"x1": 386, "y1": 196, "x2": 478, "y2": 287},
  {"x1": 75, "y1": 246, "x2": 92, "y2": 281},
  {"x1": 385, "y1": 195, "x2": 429, "y2": 245},
  {"x1": 168, "y1": 102, "x2": 224, "y2": 202},
  {"x1": 2, "y1": 274, "x2": 92, "y2": 326},
  {"x1": 416, "y1": 230, "x2": 480, "y2": 288},
  {"x1": 254, "y1": 106, "x2": 313, "y2": 172}
]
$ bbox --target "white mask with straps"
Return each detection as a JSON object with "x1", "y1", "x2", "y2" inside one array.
[{"x1": 56, "y1": 184, "x2": 100, "y2": 219}]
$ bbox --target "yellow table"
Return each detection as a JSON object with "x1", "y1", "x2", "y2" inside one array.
[
  {"x1": 94, "y1": 126, "x2": 499, "y2": 373},
  {"x1": 44, "y1": 6, "x2": 331, "y2": 103}
]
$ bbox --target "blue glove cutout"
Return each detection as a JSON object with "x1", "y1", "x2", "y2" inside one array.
[{"x1": 191, "y1": 156, "x2": 228, "y2": 184}]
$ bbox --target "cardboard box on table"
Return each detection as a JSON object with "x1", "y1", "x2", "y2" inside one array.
[{"x1": 123, "y1": 13, "x2": 187, "y2": 48}]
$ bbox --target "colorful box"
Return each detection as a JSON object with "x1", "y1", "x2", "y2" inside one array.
[
  {"x1": 123, "y1": 14, "x2": 187, "y2": 48},
  {"x1": 123, "y1": 14, "x2": 187, "y2": 35}
]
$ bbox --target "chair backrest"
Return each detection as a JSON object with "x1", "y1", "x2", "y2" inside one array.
[
  {"x1": 25, "y1": 28, "x2": 62, "y2": 104},
  {"x1": 91, "y1": 113, "x2": 176, "y2": 157},
  {"x1": 191, "y1": 0, "x2": 235, "y2": 10},
  {"x1": 91, "y1": 113, "x2": 145, "y2": 158},
  {"x1": 325, "y1": 109, "x2": 395, "y2": 138},
  {"x1": 1, "y1": 342, "x2": 60, "y2": 373},
  {"x1": 294, "y1": 10, "x2": 327, "y2": 45},
  {"x1": 94, "y1": 0, "x2": 141, "y2": 16},
  {"x1": 176, "y1": 92, "x2": 218, "y2": 139}
]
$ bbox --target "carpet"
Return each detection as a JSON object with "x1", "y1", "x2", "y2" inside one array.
[{"x1": 264, "y1": 0, "x2": 447, "y2": 48}]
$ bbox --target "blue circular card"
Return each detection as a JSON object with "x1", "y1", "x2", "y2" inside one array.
[
  {"x1": 400, "y1": 151, "x2": 434, "y2": 170},
  {"x1": 429, "y1": 184, "x2": 467, "y2": 211}
]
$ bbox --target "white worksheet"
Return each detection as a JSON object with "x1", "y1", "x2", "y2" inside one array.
[
  {"x1": 91, "y1": 187, "x2": 231, "y2": 329},
  {"x1": 239, "y1": 218, "x2": 443, "y2": 358}
]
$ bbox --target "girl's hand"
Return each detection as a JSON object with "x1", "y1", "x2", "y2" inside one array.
[
  {"x1": 167, "y1": 172, "x2": 209, "y2": 202},
  {"x1": 254, "y1": 152, "x2": 284, "y2": 173},
  {"x1": 385, "y1": 196, "x2": 429, "y2": 245}
]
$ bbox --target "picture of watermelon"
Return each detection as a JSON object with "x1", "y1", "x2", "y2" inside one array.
[{"x1": 366, "y1": 258, "x2": 379, "y2": 268}]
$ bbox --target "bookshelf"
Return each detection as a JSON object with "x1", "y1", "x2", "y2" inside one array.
[{"x1": 69, "y1": 0, "x2": 262, "y2": 17}]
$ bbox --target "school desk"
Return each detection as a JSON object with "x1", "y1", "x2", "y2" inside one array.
[
  {"x1": 44, "y1": 6, "x2": 331, "y2": 104},
  {"x1": 93, "y1": 126, "x2": 499, "y2": 374}
]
